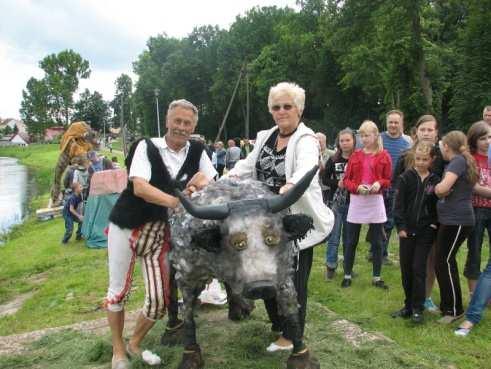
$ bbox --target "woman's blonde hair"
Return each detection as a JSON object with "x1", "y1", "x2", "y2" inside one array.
[
  {"x1": 358, "y1": 120, "x2": 383, "y2": 153},
  {"x1": 441, "y1": 130, "x2": 479, "y2": 184},
  {"x1": 268, "y1": 82, "x2": 305, "y2": 115}
]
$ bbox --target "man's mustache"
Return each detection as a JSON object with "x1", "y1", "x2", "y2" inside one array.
[{"x1": 171, "y1": 129, "x2": 189, "y2": 137}]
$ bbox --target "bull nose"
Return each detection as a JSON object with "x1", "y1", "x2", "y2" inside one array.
[{"x1": 243, "y1": 280, "x2": 276, "y2": 300}]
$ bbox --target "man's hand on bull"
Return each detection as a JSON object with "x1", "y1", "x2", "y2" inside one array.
[
  {"x1": 185, "y1": 171, "x2": 210, "y2": 195},
  {"x1": 279, "y1": 182, "x2": 294, "y2": 195}
]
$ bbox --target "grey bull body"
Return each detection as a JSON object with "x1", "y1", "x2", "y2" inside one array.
[{"x1": 168, "y1": 166, "x2": 321, "y2": 369}]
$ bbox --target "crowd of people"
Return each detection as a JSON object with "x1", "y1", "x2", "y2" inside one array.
[
  {"x1": 99, "y1": 81, "x2": 490, "y2": 368},
  {"x1": 320, "y1": 106, "x2": 491, "y2": 334}
]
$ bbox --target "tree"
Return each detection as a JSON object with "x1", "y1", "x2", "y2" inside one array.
[
  {"x1": 449, "y1": 0, "x2": 491, "y2": 129},
  {"x1": 20, "y1": 50, "x2": 91, "y2": 137},
  {"x1": 40, "y1": 50, "x2": 91, "y2": 125},
  {"x1": 111, "y1": 74, "x2": 135, "y2": 131},
  {"x1": 20, "y1": 77, "x2": 53, "y2": 137},
  {"x1": 133, "y1": 35, "x2": 182, "y2": 136},
  {"x1": 73, "y1": 89, "x2": 111, "y2": 132}
]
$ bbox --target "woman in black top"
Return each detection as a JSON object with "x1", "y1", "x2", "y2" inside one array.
[{"x1": 322, "y1": 128, "x2": 356, "y2": 279}]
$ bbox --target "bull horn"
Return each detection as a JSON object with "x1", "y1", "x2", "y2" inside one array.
[
  {"x1": 174, "y1": 190, "x2": 230, "y2": 220},
  {"x1": 266, "y1": 165, "x2": 319, "y2": 213}
]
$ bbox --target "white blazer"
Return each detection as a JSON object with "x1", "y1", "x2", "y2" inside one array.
[{"x1": 227, "y1": 122, "x2": 334, "y2": 249}]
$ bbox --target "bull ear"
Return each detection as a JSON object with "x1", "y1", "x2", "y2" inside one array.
[
  {"x1": 282, "y1": 214, "x2": 314, "y2": 241},
  {"x1": 191, "y1": 225, "x2": 222, "y2": 253}
]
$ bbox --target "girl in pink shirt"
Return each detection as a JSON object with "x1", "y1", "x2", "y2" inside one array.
[{"x1": 342, "y1": 120, "x2": 392, "y2": 289}]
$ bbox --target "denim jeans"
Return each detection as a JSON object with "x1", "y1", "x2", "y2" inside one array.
[
  {"x1": 465, "y1": 258, "x2": 491, "y2": 325},
  {"x1": 62, "y1": 215, "x2": 82, "y2": 243},
  {"x1": 465, "y1": 207, "x2": 491, "y2": 280},
  {"x1": 370, "y1": 188, "x2": 394, "y2": 257},
  {"x1": 325, "y1": 203, "x2": 348, "y2": 269}
]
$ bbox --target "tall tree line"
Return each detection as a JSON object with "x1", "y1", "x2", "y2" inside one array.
[
  {"x1": 133, "y1": 0, "x2": 490, "y2": 140},
  {"x1": 20, "y1": 1, "x2": 490, "y2": 141}
]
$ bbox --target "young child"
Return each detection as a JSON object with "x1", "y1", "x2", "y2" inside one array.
[
  {"x1": 61, "y1": 182, "x2": 84, "y2": 244},
  {"x1": 342, "y1": 120, "x2": 392, "y2": 289},
  {"x1": 435, "y1": 131, "x2": 478, "y2": 323},
  {"x1": 465, "y1": 121, "x2": 491, "y2": 295},
  {"x1": 394, "y1": 115, "x2": 444, "y2": 313},
  {"x1": 322, "y1": 128, "x2": 356, "y2": 279},
  {"x1": 392, "y1": 141, "x2": 440, "y2": 323}
]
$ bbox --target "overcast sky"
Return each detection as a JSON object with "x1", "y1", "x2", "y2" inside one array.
[{"x1": 0, "y1": 0, "x2": 298, "y2": 119}]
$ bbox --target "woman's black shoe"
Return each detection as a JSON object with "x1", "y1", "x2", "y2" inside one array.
[
  {"x1": 391, "y1": 307, "x2": 411, "y2": 319},
  {"x1": 372, "y1": 280, "x2": 389, "y2": 290},
  {"x1": 411, "y1": 312, "x2": 424, "y2": 324},
  {"x1": 341, "y1": 278, "x2": 352, "y2": 288}
]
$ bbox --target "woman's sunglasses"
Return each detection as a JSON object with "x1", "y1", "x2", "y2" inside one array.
[{"x1": 271, "y1": 104, "x2": 294, "y2": 112}]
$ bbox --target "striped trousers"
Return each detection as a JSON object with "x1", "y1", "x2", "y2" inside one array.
[
  {"x1": 435, "y1": 224, "x2": 472, "y2": 317},
  {"x1": 105, "y1": 221, "x2": 171, "y2": 320}
]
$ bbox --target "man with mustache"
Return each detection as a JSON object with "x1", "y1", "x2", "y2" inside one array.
[{"x1": 105, "y1": 99, "x2": 216, "y2": 369}]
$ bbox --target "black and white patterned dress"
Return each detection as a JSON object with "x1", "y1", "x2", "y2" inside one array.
[{"x1": 255, "y1": 130, "x2": 286, "y2": 194}]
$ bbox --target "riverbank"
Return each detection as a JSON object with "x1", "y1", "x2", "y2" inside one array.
[
  {"x1": 0, "y1": 144, "x2": 489, "y2": 369},
  {"x1": 0, "y1": 144, "x2": 57, "y2": 211}
]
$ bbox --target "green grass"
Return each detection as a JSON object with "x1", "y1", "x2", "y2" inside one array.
[
  {"x1": 0, "y1": 144, "x2": 490, "y2": 368},
  {"x1": 0, "y1": 303, "x2": 453, "y2": 369}
]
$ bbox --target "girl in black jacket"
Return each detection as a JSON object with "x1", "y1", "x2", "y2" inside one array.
[{"x1": 392, "y1": 141, "x2": 440, "y2": 323}]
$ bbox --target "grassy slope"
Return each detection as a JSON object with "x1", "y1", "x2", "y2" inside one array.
[{"x1": 0, "y1": 144, "x2": 490, "y2": 369}]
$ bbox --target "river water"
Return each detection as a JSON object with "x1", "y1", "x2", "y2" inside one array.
[{"x1": 0, "y1": 157, "x2": 33, "y2": 236}]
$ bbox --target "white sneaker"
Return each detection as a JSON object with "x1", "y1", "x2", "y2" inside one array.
[
  {"x1": 199, "y1": 279, "x2": 227, "y2": 305},
  {"x1": 454, "y1": 327, "x2": 471, "y2": 337},
  {"x1": 266, "y1": 342, "x2": 293, "y2": 352}
]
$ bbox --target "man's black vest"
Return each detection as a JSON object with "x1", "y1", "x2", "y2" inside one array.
[{"x1": 109, "y1": 138, "x2": 204, "y2": 229}]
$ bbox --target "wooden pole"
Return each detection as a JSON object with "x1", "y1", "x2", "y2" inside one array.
[
  {"x1": 214, "y1": 63, "x2": 245, "y2": 142},
  {"x1": 245, "y1": 66, "x2": 250, "y2": 140}
]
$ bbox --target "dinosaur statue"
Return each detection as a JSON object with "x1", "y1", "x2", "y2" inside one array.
[{"x1": 49, "y1": 121, "x2": 98, "y2": 207}]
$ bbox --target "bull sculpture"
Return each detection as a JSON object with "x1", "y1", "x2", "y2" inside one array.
[{"x1": 169, "y1": 166, "x2": 321, "y2": 369}]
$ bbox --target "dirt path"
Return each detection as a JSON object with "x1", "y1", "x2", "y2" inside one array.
[
  {"x1": 0, "y1": 311, "x2": 139, "y2": 356},
  {"x1": 0, "y1": 302, "x2": 391, "y2": 356}
]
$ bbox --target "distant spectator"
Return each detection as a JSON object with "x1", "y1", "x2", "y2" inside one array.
[
  {"x1": 62, "y1": 159, "x2": 79, "y2": 194},
  {"x1": 225, "y1": 139, "x2": 241, "y2": 170},
  {"x1": 205, "y1": 140, "x2": 214, "y2": 160},
  {"x1": 111, "y1": 156, "x2": 120, "y2": 169},
  {"x1": 214, "y1": 141, "x2": 226, "y2": 177},
  {"x1": 61, "y1": 182, "x2": 84, "y2": 244},
  {"x1": 87, "y1": 150, "x2": 113, "y2": 185},
  {"x1": 316, "y1": 132, "x2": 336, "y2": 167},
  {"x1": 107, "y1": 136, "x2": 113, "y2": 153},
  {"x1": 241, "y1": 138, "x2": 254, "y2": 159},
  {"x1": 483, "y1": 106, "x2": 491, "y2": 125},
  {"x1": 73, "y1": 160, "x2": 90, "y2": 199}
]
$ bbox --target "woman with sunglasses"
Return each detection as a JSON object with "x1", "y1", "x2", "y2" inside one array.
[{"x1": 226, "y1": 81, "x2": 333, "y2": 353}]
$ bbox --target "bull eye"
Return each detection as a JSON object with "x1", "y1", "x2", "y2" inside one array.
[
  {"x1": 229, "y1": 232, "x2": 248, "y2": 251},
  {"x1": 234, "y1": 240, "x2": 247, "y2": 251},
  {"x1": 264, "y1": 234, "x2": 280, "y2": 247}
]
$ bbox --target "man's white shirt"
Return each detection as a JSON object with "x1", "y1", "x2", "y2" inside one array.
[{"x1": 129, "y1": 137, "x2": 217, "y2": 182}]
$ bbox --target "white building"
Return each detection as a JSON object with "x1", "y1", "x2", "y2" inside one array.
[{"x1": 0, "y1": 118, "x2": 27, "y2": 134}]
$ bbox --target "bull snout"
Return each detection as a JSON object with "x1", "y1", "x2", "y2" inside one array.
[{"x1": 242, "y1": 280, "x2": 276, "y2": 300}]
